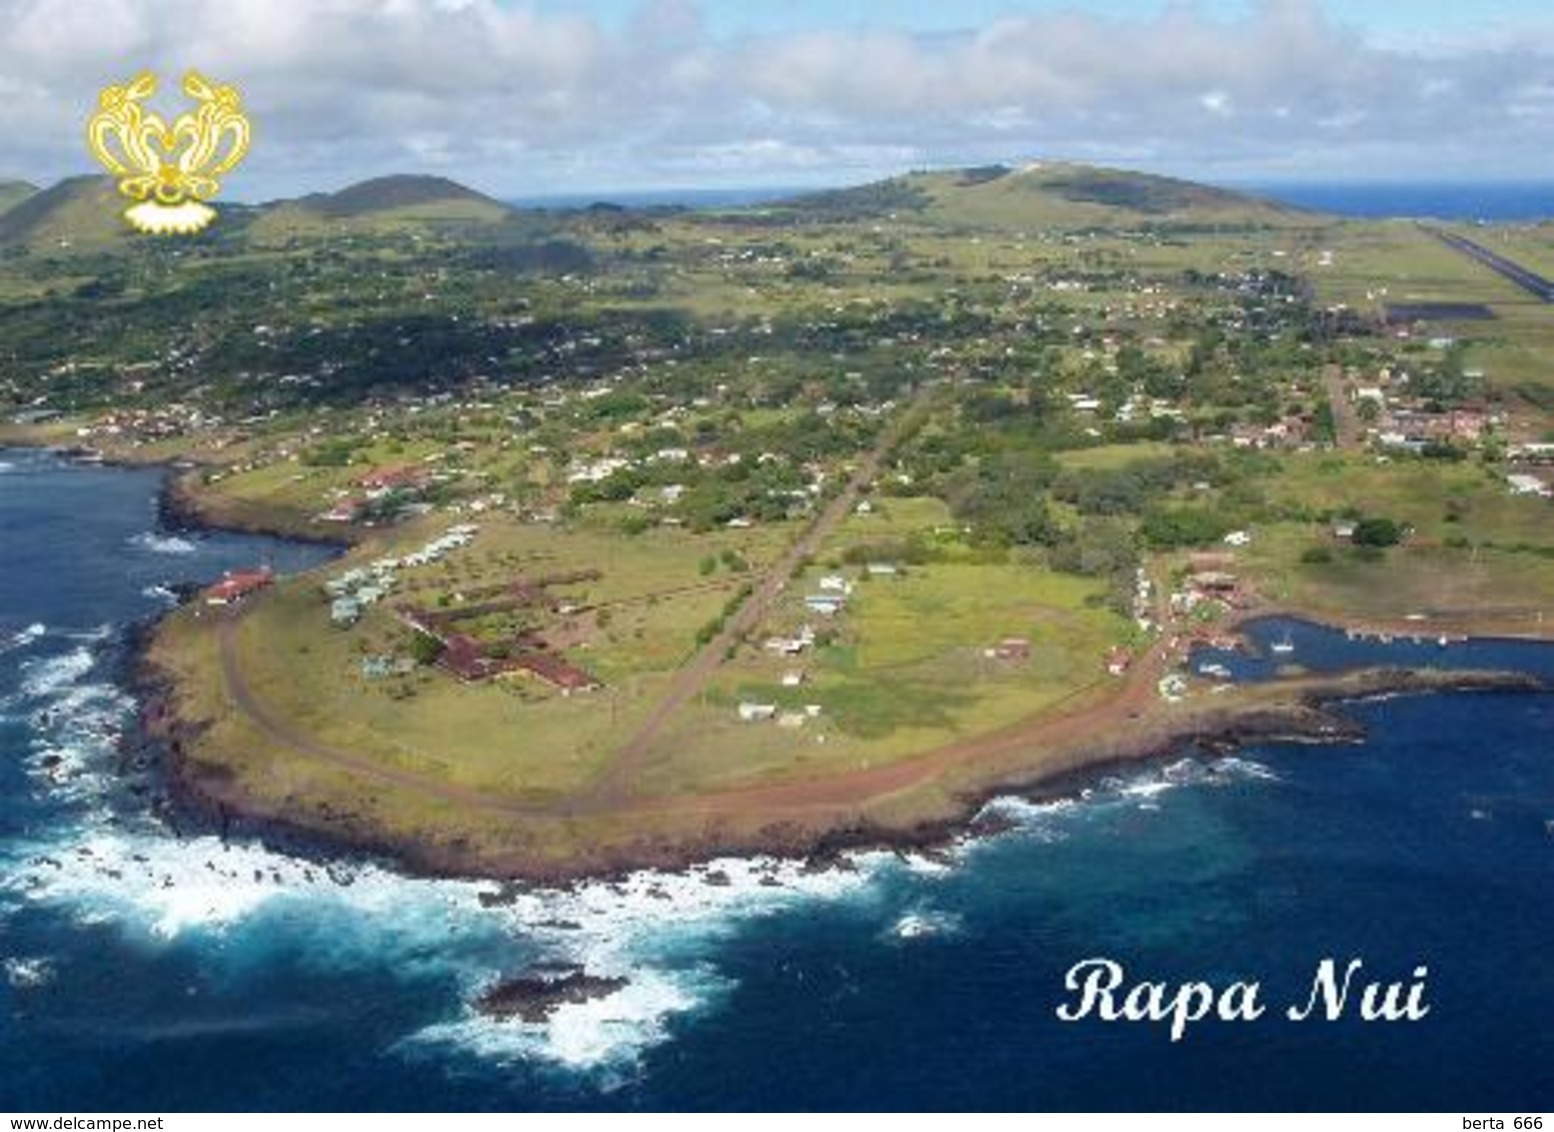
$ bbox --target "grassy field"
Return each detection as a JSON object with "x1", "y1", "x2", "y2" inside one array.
[
  {"x1": 155, "y1": 513, "x2": 803, "y2": 810},
  {"x1": 614, "y1": 491, "x2": 1132, "y2": 794},
  {"x1": 1236, "y1": 451, "x2": 1554, "y2": 620}
]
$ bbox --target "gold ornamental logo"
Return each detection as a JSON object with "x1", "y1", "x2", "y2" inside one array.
[{"x1": 86, "y1": 71, "x2": 251, "y2": 235}]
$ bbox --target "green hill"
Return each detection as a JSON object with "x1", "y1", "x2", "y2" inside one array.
[
  {"x1": 251, "y1": 174, "x2": 513, "y2": 239},
  {"x1": 0, "y1": 180, "x2": 37, "y2": 215},
  {"x1": 772, "y1": 162, "x2": 1311, "y2": 230},
  {"x1": 0, "y1": 175, "x2": 126, "y2": 248}
]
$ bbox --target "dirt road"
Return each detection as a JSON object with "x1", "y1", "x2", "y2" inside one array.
[
  {"x1": 1322, "y1": 363, "x2": 1363, "y2": 450},
  {"x1": 585, "y1": 384, "x2": 937, "y2": 802}
]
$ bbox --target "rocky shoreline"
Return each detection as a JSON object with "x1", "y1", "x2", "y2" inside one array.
[
  {"x1": 128, "y1": 627, "x2": 1548, "y2": 887},
  {"x1": 43, "y1": 437, "x2": 1540, "y2": 888},
  {"x1": 156, "y1": 466, "x2": 360, "y2": 550}
]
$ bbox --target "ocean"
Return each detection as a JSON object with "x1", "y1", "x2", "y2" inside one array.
[
  {"x1": 511, "y1": 181, "x2": 1554, "y2": 222},
  {"x1": 1, "y1": 447, "x2": 1551, "y2": 1111},
  {"x1": 1244, "y1": 182, "x2": 1554, "y2": 222}
]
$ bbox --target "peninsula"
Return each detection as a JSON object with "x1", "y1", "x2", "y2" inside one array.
[{"x1": 3, "y1": 164, "x2": 1551, "y2": 879}]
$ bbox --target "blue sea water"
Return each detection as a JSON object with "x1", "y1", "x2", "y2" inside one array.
[
  {"x1": 1, "y1": 447, "x2": 1551, "y2": 1111},
  {"x1": 511, "y1": 181, "x2": 1554, "y2": 222},
  {"x1": 1244, "y1": 182, "x2": 1554, "y2": 221}
]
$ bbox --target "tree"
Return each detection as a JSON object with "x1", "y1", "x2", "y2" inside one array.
[
  {"x1": 409, "y1": 631, "x2": 445, "y2": 666},
  {"x1": 1141, "y1": 505, "x2": 1234, "y2": 549},
  {"x1": 1351, "y1": 517, "x2": 1405, "y2": 548}
]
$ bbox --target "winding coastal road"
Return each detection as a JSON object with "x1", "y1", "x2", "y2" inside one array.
[{"x1": 214, "y1": 572, "x2": 1179, "y2": 823}]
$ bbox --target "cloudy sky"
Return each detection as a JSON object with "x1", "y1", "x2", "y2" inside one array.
[{"x1": 2, "y1": 0, "x2": 1552, "y2": 200}]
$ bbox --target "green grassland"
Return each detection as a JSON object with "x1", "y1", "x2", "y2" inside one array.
[
  {"x1": 1236, "y1": 451, "x2": 1554, "y2": 621},
  {"x1": 626, "y1": 496, "x2": 1130, "y2": 794},
  {"x1": 10, "y1": 162, "x2": 1551, "y2": 876}
]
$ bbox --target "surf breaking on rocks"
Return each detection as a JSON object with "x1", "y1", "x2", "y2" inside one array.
[{"x1": 1, "y1": 617, "x2": 1284, "y2": 1073}]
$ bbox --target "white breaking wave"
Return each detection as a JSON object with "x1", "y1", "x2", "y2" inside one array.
[
  {"x1": 1, "y1": 622, "x2": 46, "y2": 655},
  {"x1": 140, "y1": 584, "x2": 179, "y2": 605},
  {"x1": 887, "y1": 907, "x2": 963, "y2": 942},
  {"x1": 977, "y1": 754, "x2": 1281, "y2": 836},
  {"x1": 18, "y1": 647, "x2": 97, "y2": 700},
  {"x1": 1, "y1": 633, "x2": 1285, "y2": 1075},
  {"x1": 130, "y1": 532, "x2": 197, "y2": 555},
  {"x1": 2, "y1": 637, "x2": 894, "y2": 1072},
  {"x1": 1210, "y1": 756, "x2": 1282, "y2": 782},
  {"x1": 65, "y1": 624, "x2": 114, "y2": 643},
  {"x1": 4, "y1": 956, "x2": 55, "y2": 988}
]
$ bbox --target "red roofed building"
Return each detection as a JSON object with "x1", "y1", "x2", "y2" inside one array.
[
  {"x1": 438, "y1": 634, "x2": 499, "y2": 681},
  {"x1": 513, "y1": 652, "x2": 600, "y2": 695},
  {"x1": 358, "y1": 465, "x2": 428, "y2": 493},
  {"x1": 205, "y1": 568, "x2": 274, "y2": 606}
]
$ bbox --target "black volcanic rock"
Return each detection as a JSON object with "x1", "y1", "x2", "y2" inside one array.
[{"x1": 476, "y1": 968, "x2": 629, "y2": 1023}]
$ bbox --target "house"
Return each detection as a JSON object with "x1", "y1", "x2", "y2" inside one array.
[
  {"x1": 1331, "y1": 521, "x2": 1357, "y2": 540},
  {"x1": 818, "y1": 575, "x2": 852, "y2": 594},
  {"x1": 1187, "y1": 571, "x2": 1239, "y2": 595},
  {"x1": 358, "y1": 465, "x2": 428, "y2": 493},
  {"x1": 331, "y1": 596, "x2": 362, "y2": 627},
  {"x1": 512, "y1": 652, "x2": 600, "y2": 694},
  {"x1": 738, "y1": 702, "x2": 778, "y2": 722},
  {"x1": 1223, "y1": 530, "x2": 1252, "y2": 547},
  {"x1": 984, "y1": 637, "x2": 1031, "y2": 661},
  {"x1": 865, "y1": 562, "x2": 899, "y2": 577},
  {"x1": 1105, "y1": 647, "x2": 1132, "y2": 677},
  {"x1": 805, "y1": 594, "x2": 846, "y2": 616},
  {"x1": 205, "y1": 568, "x2": 273, "y2": 606},
  {"x1": 320, "y1": 497, "x2": 365, "y2": 523},
  {"x1": 1507, "y1": 473, "x2": 1551, "y2": 498},
  {"x1": 781, "y1": 671, "x2": 805, "y2": 687},
  {"x1": 360, "y1": 655, "x2": 393, "y2": 679},
  {"x1": 438, "y1": 635, "x2": 494, "y2": 682}
]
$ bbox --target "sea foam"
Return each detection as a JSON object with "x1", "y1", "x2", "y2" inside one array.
[
  {"x1": 129, "y1": 532, "x2": 197, "y2": 555},
  {"x1": 1, "y1": 622, "x2": 46, "y2": 655},
  {"x1": 2, "y1": 630, "x2": 1285, "y2": 1075}
]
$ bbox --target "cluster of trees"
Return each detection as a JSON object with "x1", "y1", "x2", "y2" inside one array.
[
  {"x1": 1051, "y1": 451, "x2": 1223, "y2": 517},
  {"x1": 1140, "y1": 505, "x2": 1235, "y2": 549},
  {"x1": 1411, "y1": 345, "x2": 1483, "y2": 407},
  {"x1": 943, "y1": 450, "x2": 1061, "y2": 547}
]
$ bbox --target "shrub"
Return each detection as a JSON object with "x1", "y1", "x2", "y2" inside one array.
[
  {"x1": 409, "y1": 631, "x2": 444, "y2": 666},
  {"x1": 1351, "y1": 517, "x2": 1405, "y2": 547}
]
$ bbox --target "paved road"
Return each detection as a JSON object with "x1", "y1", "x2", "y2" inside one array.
[{"x1": 1423, "y1": 225, "x2": 1554, "y2": 302}]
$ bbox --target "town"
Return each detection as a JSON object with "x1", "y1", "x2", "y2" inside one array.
[{"x1": 3, "y1": 162, "x2": 1551, "y2": 874}]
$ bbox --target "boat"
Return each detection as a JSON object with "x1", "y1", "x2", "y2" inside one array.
[{"x1": 1270, "y1": 630, "x2": 1295, "y2": 654}]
